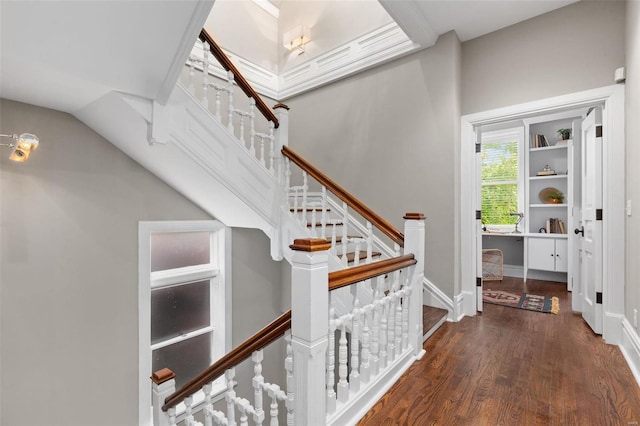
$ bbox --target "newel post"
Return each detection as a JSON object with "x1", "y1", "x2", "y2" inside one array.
[
  {"x1": 151, "y1": 368, "x2": 176, "y2": 426},
  {"x1": 273, "y1": 103, "x2": 289, "y2": 185},
  {"x1": 404, "y1": 213, "x2": 426, "y2": 360},
  {"x1": 290, "y1": 238, "x2": 331, "y2": 425}
]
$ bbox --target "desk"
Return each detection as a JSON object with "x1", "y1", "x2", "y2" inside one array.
[{"x1": 482, "y1": 232, "x2": 568, "y2": 281}]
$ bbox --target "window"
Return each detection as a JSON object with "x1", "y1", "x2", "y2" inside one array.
[
  {"x1": 480, "y1": 128, "x2": 524, "y2": 228},
  {"x1": 139, "y1": 221, "x2": 230, "y2": 426}
]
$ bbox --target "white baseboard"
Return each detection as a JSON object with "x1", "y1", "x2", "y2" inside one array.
[
  {"x1": 620, "y1": 318, "x2": 640, "y2": 388},
  {"x1": 422, "y1": 278, "x2": 455, "y2": 321},
  {"x1": 502, "y1": 264, "x2": 567, "y2": 283},
  {"x1": 604, "y1": 312, "x2": 624, "y2": 345}
]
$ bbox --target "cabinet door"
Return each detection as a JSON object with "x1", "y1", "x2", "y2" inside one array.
[
  {"x1": 555, "y1": 238, "x2": 568, "y2": 272},
  {"x1": 528, "y1": 238, "x2": 555, "y2": 271}
]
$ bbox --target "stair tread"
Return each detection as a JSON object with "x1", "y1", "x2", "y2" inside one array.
[{"x1": 338, "y1": 250, "x2": 382, "y2": 263}]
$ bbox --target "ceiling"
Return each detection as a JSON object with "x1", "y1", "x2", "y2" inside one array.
[{"x1": 0, "y1": 0, "x2": 578, "y2": 116}]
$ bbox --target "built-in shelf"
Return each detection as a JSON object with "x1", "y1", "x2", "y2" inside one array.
[
  {"x1": 529, "y1": 203, "x2": 568, "y2": 208},
  {"x1": 530, "y1": 144, "x2": 568, "y2": 152},
  {"x1": 529, "y1": 175, "x2": 568, "y2": 181}
]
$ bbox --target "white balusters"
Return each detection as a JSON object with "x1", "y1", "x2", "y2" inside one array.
[
  {"x1": 360, "y1": 306, "x2": 371, "y2": 383},
  {"x1": 260, "y1": 135, "x2": 265, "y2": 167},
  {"x1": 379, "y1": 282, "x2": 388, "y2": 369},
  {"x1": 401, "y1": 279, "x2": 410, "y2": 351},
  {"x1": 227, "y1": 71, "x2": 235, "y2": 132},
  {"x1": 366, "y1": 221, "x2": 373, "y2": 263},
  {"x1": 203, "y1": 383, "x2": 213, "y2": 426},
  {"x1": 350, "y1": 299, "x2": 361, "y2": 392},
  {"x1": 342, "y1": 202, "x2": 348, "y2": 267},
  {"x1": 386, "y1": 277, "x2": 396, "y2": 362},
  {"x1": 252, "y1": 350, "x2": 265, "y2": 426},
  {"x1": 337, "y1": 323, "x2": 349, "y2": 403},
  {"x1": 184, "y1": 396, "x2": 196, "y2": 426},
  {"x1": 226, "y1": 369, "x2": 237, "y2": 426},
  {"x1": 326, "y1": 306, "x2": 337, "y2": 414},
  {"x1": 371, "y1": 276, "x2": 381, "y2": 376},
  {"x1": 202, "y1": 42, "x2": 210, "y2": 109},
  {"x1": 394, "y1": 272, "x2": 403, "y2": 357},
  {"x1": 302, "y1": 172, "x2": 308, "y2": 226},
  {"x1": 321, "y1": 187, "x2": 328, "y2": 237},
  {"x1": 330, "y1": 220, "x2": 339, "y2": 256},
  {"x1": 268, "y1": 122, "x2": 275, "y2": 172},
  {"x1": 249, "y1": 98, "x2": 256, "y2": 155},
  {"x1": 310, "y1": 206, "x2": 317, "y2": 237},
  {"x1": 285, "y1": 331, "x2": 294, "y2": 426}
]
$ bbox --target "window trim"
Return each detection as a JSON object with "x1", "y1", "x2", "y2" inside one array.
[
  {"x1": 138, "y1": 220, "x2": 231, "y2": 426},
  {"x1": 480, "y1": 127, "x2": 525, "y2": 229}
]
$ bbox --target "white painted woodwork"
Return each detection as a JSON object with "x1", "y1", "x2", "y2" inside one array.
[
  {"x1": 152, "y1": 377, "x2": 177, "y2": 426},
  {"x1": 580, "y1": 107, "x2": 604, "y2": 334},
  {"x1": 403, "y1": 216, "x2": 426, "y2": 358},
  {"x1": 527, "y1": 236, "x2": 568, "y2": 272}
]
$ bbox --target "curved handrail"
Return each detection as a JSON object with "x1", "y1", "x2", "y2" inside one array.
[
  {"x1": 282, "y1": 146, "x2": 405, "y2": 247},
  {"x1": 329, "y1": 254, "x2": 416, "y2": 291},
  {"x1": 199, "y1": 28, "x2": 280, "y2": 128},
  {"x1": 162, "y1": 310, "x2": 291, "y2": 411}
]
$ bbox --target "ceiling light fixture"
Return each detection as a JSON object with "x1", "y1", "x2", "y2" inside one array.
[
  {"x1": 284, "y1": 24, "x2": 311, "y2": 55},
  {"x1": 0, "y1": 133, "x2": 40, "y2": 162}
]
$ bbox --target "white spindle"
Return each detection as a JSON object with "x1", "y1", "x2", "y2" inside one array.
[
  {"x1": 402, "y1": 281, "x2": 410, "y2": 351},
  {"x1": 366, "y1": 221, "x2": 373, "y2": 263},
  {"x1": 326, "y1": 307, "x2": 337, "y2": 413},
  {"x1": 321, "y1": 187, "x2": 327, "y2": 236},
  {"x1": 184, "y1": 396, "x2": 196, "y2": 426},
  {"x1": 330, "y1": 220, "x2": 339, "y2": 256},
  {"x1": 285, "y1": 331, "x2": 294, "y2": 426},
  {"x1": 379, "y1": 280, "x2": 388, "y2": 369},
  {"x1": 337, "y1": 323, "x2": 349, "y2": 403},
  {"x1": 267, "y1": 387, "x2": 279, "y2": 426},
  {"x1": 237, "y1": 398, "x2": 250, "y2": 426},
  {"x1": 187, "y1": 56, "x2": 197, "y2": 94},
  {"x1": 260, "y1": 136, "x2": 266, "y2": 166},
  {"x1": 269, "y1": 122, "x2": 275, "y2": 172},
  {"x1": 302, "y1": 172, "x2": 308, "y2": 226},
  {"x1": 252, "y1": 350, "x2": 265, "y2": 425},
  {"x1": 249, "y1": 98, "x2": 256, "y2": 155},
  {"x1": 350, "y1": 299, "x2": 361, "y2": 392},
  {"x1": 353, "y1": 239, "x2": 362, "y2": 266},
  {"x1": 226, "y1": 368, "x2": 237, "y2": 426},
  {"x1": 292, "y1": 187, "x2": 299, "y2": 221},
  {"x1": 204, "y1": 383, "x2": 213, "y2": 426},
  {"x1": 387, "y1": 284, "x2": 396, "y2": 361},
  {"x1": 360, "y1": 307, "x2": 371, "y2": 383},
  {"x1": 394, "y1": 272, "x2": 403, "y2": 356},
  {"x1": 215, "y1": 87, "x2": 222, "y2": 120},
  {"x1": 202, "y1": 42, "x2": 210, "y2": 109},
  {"x1": 227, "y1": 71, "x2": 235, "y2": 132},
  {"x1": 311, "y1": 207, "x2": 317, "y2": 237},
  {"x1": 342, "y1": 203, "x2": 348, "y2": 267},
  {"x1": 284, "y1": 158, "x2": 291, "y2": 204},
  {"x1": 394, "y1": 242, "x2": 401, "y2": 257},
  {"x1": 239, "y1": 113, "x2": 246, "y2": 146},
  {"x1": 168, "y1": 409, "x2": 177, "y2": 426},
  {"x1": 371, "y1": 276, "x2": 382, "y2": 376}
]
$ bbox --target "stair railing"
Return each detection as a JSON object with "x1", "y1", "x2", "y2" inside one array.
[
  {"x1": 152, "y1": 214, "x2": 425, "y2": 426},
  {"x1": 282, "y1": 146, "x2": 404, "y2": 267},
  {"x1": 183, "y1": 29, "x2": 288, "y2": 176}
]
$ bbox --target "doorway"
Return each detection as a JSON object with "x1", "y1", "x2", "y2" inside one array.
[{"x1": 460, "y1": 85, "x2": 625, "y2": 344}]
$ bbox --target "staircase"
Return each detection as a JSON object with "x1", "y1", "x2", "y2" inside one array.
[{"x1": 80, "y1": 29, "x2": 429, "y2": 426}]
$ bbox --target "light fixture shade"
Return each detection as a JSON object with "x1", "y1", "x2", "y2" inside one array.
[
  {"x1": 283, "y1": 24, "x2": 311, "y2": 52},
  {"x1": 9, "y1": 133, "x2": 39, "y2": 162}
]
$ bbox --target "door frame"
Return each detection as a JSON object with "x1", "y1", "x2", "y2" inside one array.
[{"x1": 460, "y1": 85, "x2": 625, "y2": 344}]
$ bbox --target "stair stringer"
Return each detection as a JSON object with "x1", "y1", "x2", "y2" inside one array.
[{"x1": 75, "y1": 86, "x2": 282, "y2": 249}]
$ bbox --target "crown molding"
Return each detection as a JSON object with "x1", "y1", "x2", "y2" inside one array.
[{"x1": 190, "y1": 22, "x2": 423, "y2": 102}]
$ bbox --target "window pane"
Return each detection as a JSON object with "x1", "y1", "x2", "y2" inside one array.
[
  {"x1": 481, "y1": 140, "x2": 518, "y2": 182},
  {"x1": 151, "y1": 280, "x2": 210, "y2": 344},
  {"x1": 152, "y1": 333, "x2": 212, "y2": 389},
  {"x1": 151, "y1": 232, "x2": 210, "y2": 272},
  {"x1": 482, "y1": 183, "x2": 518, "y2": 225}
]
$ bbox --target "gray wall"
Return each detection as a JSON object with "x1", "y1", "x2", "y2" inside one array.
[
  {"x1": 462, "y1": 0, "x2": 625, "y2": 114},
  {"x1": 626, "y1": 2, "x2": 640, "y2": 333},
  {"x1": 0, "y1": 100, "x2": 284, "y2": 425},
  {"x1": 286, "y1": 31, "x2": 462, "y2": 299}
]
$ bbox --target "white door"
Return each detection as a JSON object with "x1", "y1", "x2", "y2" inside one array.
[
  {"x1": 475, "y1": 128, "x2": 483, "y2": 312},
  {"x1": 579, "y1": 108, "x2": 603, "y2": 334}
]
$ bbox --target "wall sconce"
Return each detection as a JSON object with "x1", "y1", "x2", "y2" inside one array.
[
  {"x1": 0, "y1": 133, "x2": 39, "y2": 162},
  {"x1": 283, "y1": 24, "x2": 311, "y2": 54}
]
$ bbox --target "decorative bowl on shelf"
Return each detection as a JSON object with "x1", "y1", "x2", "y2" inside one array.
[{"x1": 539, "y1": 187, "x2": 564, "y2": 204}]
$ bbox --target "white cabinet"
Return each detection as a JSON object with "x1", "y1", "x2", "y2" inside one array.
[{"x1": 527, "y1": 237, "x2": 568, "y2": 272}]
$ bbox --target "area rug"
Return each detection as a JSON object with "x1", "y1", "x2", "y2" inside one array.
[{"x1": 483, "y1": 289, "x2": 559, "y2": 314}]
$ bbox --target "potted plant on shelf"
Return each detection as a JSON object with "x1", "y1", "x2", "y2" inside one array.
[
  {"x1": 557, "y1": 128, "x2": 572, "y2": 140},
  {"x1": 548, "y1": 191, "x2": 565, "y2": 204}
]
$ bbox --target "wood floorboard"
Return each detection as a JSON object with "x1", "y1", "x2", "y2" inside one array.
[
  {"x1": 359, "y1": 277, "x2": 640, "y2": 425},
  {"x1": 423, "y1": 305, "x2": 448, "y2": 333}
]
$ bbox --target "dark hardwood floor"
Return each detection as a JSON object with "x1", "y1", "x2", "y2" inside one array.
[
  {"x1": 423, "y1": 305, "x2": 448, "y2": 333},
  {"x1": 360, "y1": 277, "x2": 640, "y2": 425}
]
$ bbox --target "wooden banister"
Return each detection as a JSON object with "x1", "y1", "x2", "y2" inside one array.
[
  {"x1": 329, "y1": 254, "x2": 416, "y2": 291},
  {"x1": 199, "y1": 28, "x2": 279, "y2": 128},
  {"x1": 162, "y1": 310, "x2": 292, "y2": 411},
  {"x1": 282, "y1": 146, "x2": 405, "y2": 247}
]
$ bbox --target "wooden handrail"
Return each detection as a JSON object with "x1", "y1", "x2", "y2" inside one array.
[
  {"x1": 282, "y1": 146, "x2": 405, "y2": 247},
  {"x1": 329, "y1": 254, "x2": 416, "y2": 291},
  {"x1": 162, "y1": 310, "x2": 292, "y2": 411},
  {"x1": 199, "y1": 29, "x2": 279, "y2": 128}
]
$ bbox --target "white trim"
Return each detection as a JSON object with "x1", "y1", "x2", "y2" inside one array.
[
  {"x1": 326, "y1": 349, "x2": 418, "y2": 426},
  {"x1": 455, "y1": 292, "x2": 469, "y2": 322},
  {"x1": 158, "y1": 0, "x2": 214, "y2": 104},
  {"x1": 620, "y1": 318, "x2": 640, "y2": 388},
  {"x1": 422, "y1": 277, "x2": 455, "y2": 321},
  {"x1": 460, "y1": 86, "x2": 625, "y2": 346},
  {"x1": 191, "y1": 23, "x2": 422, "y2": 101},
  {"x1": 138, "y1": 220, "x2": 231, "y2": 426},
  {"x1": 150, "y1": 264, "x2": 219, "y2": 289}
]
